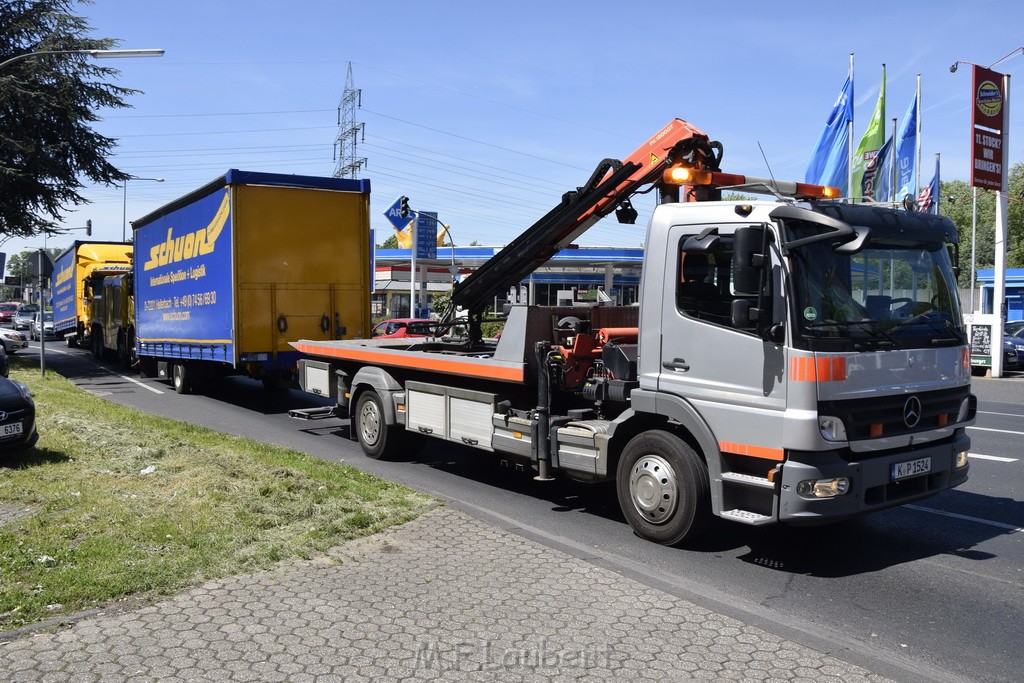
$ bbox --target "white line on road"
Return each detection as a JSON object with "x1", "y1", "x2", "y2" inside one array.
[
  {"x1": 968, "y1": 426, "x2": 1024, "y2": 436},
  {"x1": 904, "y1": 504, "x2": 1024, "y2": 533},
  {"x1": 969, "y1": 453, "x2": 1019, "y2": 463},
  {"x1": 114, "y1": 372, "x2": 164, "y2": 394},
  {"x1": 37, "y1": 345, "x2": 164, "y2": 394},
  {"x1": 978, "y1": 410, "x2": 1024, "y2": 418}
]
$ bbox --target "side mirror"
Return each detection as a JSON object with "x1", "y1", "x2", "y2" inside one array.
[
  {"x1": 731, "y1": 299, "x2": 759, "y2": 328},
  {"x1": 732, "y1": 226, "x2": 765, "y2": 295}
]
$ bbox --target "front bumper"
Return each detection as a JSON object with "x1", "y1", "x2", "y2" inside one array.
[{"x1": 777, "y1": 431, "x2": 970, "y2": 524}]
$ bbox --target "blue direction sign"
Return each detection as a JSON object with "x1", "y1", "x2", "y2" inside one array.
[
  {"x1": 383, "y1": 196, "x2": 412, "y2": 232},
  {"x1": 415, "y1": 212, "x2": 438, "y2": 260}
]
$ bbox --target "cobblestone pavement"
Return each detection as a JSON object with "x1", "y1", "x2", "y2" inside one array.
[{"x1": 0, "y1": 506, "x2": 891, "y2": 682}]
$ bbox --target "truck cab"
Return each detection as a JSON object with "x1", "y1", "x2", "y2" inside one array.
[{"x1": 632, "y1": 199, "x2": 972, "y2": 532}]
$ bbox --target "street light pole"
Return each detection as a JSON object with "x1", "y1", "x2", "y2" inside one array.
[
  {"x1": 0, "y1": 48, "x2": 164, "y2": 71},
  {"x1": 123, "y1": 176, "x2": 164, "y2": 241}
]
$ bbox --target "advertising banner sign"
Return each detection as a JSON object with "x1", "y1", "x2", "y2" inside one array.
[{"x1": 971, "y1": 65, "x2": 1006, "y2": 190}]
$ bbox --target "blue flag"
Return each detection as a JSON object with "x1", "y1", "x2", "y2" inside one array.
[
  {"x1": 893, "y1": 95, "x2": 918, "y2": 202},
  {"x1": 918, "y1": 156, "x2": 940, "y2": 214},
  {"x1": 805, "y1": 73, "x2": 853, "y2": 194},
  {"x1": 862, "y1": 136, "x2": 893, "y2": 201}
]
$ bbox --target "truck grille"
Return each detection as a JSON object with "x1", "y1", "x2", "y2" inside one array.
[{"x1": 819, "y1": 386, "x2": 969, "y2": 441}]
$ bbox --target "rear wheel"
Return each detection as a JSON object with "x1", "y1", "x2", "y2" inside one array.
[
  {"x1": 354, "y1": 390, "x2": 403, "y2": 460},
  {"x1": 91, "y1": 328, "x2": 104, "y2": 360},
  {"x1": 172, "y1": 363, "x2": 191, "y2": 394},
  {"x1": 616, "y1": 430, "x2": 711, "y2": 546}
]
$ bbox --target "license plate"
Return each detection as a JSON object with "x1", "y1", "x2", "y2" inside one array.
[
  {"x1": 1, "y1": 422, "x2": 23, "y2": 438},
  {"x1": 892, "y1": 456, "x2": 931, "y2": 481}
]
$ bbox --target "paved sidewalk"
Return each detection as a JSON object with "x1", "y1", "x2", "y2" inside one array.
[{"x1": 0, "y1": 506, "x2": 890, "y2": 682}]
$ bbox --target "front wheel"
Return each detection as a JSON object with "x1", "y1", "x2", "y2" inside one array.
[
  {"x1": 616, "y1": 430, "x2": 711, "y2": 546},
  {"x1": 172, "y1": 363, "x2": 191, "y2": 394},
  {"x1": 354, "y1": 390, "x2": 403, "y2": 460}
]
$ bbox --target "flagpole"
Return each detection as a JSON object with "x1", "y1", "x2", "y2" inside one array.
[
  {"x1": 889, "y1": 117, "x2": 897, "y2": 201},
  {"x1": 915, "y1": 74, "x2": 922, "y2": 200},
  {"x1": 847, "y1": 52, "x2": 855, "y2": 199}
]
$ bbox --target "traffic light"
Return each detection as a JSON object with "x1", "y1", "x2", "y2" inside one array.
[
  {"x1": 399, "y1": 196, "x2": 409, "y2": 219},
  {"x1": 86, "y1": 219, "x2": 92, "y2": 236}
]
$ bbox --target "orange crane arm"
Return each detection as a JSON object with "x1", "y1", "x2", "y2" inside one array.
[{"x1": 449, "y1": 119, "x2": 722, "y2": 320}]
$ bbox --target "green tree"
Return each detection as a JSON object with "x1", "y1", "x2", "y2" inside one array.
[
  {"x1": 0, "y1": 0, "x2": 139, "y2": 239},
  {"x1": 377, "y1": 232, "x2": 399, "y2": 249},
  {"x1": 941, "y1": 163, "x2": 1024, "y2": 287}
]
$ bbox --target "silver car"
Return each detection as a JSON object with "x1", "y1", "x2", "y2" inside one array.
[
  {"x1": 30, "y1": 311, "x2": 59, "y2": 342},
  {"x1": 13, "y1": 304, "x2": 38, "y2": 331},
  {"x1": 0, "y1": 327, "x2": 28, "y2": 354}
]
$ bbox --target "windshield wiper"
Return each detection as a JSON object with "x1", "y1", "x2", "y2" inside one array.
[
  {"x1": 805, "y1": 320, "x2": 902, "y2": 349},
  {"x1": 889, "y1": 311, "x2": 965, "y2": 345}
]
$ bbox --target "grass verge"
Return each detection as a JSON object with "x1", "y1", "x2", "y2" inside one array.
[{"x1": 0, "y1": 355, "x2": 434, "y2": 631}]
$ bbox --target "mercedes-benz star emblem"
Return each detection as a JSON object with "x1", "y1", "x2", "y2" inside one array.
[{"x1": 903, "y1": 396, "x2": 922, "y2": 429}]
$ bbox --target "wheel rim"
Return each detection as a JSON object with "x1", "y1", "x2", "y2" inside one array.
[
  {"x1": 628, "y1": 454, "x2": 678, "y2": 525},
  {"x1": 359, "y1": 398, "x2": 381, "y2": 446}
]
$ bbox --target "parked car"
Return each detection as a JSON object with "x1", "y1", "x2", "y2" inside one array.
[
  {"x1": 370, "y1": 318, "x2": 436, "y2": 339},
  {"x1": 30, "y1": 311, "x2": 58, "y2": 342},
  {"x1": 1004, "y1": 321, "x2": 1024, "y2": 368},
  {"x1": 0, "y1": 374, "x2": 38, "y2": 452},
  {"x1": 12, "y1": 304, "x2": 39, "y2": 331},
  {"x1": 0, "y1": 303, "x2": 18, "y2": 325},
  {"x1": 0, "y1": 327, "x2": 28, "y2": 354}
]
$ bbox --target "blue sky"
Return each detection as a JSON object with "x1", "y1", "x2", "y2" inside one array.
[{"x1": 8, "y1": 0, "x2": 1024, "y2": 260}]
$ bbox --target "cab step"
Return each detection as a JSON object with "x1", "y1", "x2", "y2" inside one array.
[
  {"x1": 721, "y1": 471, "x2": 775, "y2": 490},
  {"x1": 288, "y1": 406, "x2": 342, "y2": 420},
  {"x1": 720, "y1": 509, "x2": 774, "y2": 525}
]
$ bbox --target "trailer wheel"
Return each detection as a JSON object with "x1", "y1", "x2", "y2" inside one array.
[
  {"x1": 354, "y1": 390, "x2": 402, "y2": 460},
  {"x1": 616, "y1": 430, "x2": 710, "y2": 546},
  {"x1": 172, "y1": 363, "x2": 192, "y2": 394}
]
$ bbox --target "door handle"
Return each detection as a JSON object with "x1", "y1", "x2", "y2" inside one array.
[{"x1": 663, "y1": 358, "x2": 690, "y2": 372}]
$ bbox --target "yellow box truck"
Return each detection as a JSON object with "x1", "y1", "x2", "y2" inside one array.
[{"x1": 130, "y1": 169, "x2": 372, "y2": 392}]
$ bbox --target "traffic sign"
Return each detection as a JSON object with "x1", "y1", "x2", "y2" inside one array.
[{"x1": 383, "y1": 196, "x2": 413, "y2": 232}]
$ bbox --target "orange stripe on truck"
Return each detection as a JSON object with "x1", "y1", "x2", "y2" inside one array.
[
  {"x1": 293, "y1": 341, "x2": 526, "y2": 383},
  {"x1": 719, "y1": 441, "x2": 785, "y2": 461},
  {"x1": 789, "y1": 356, "x2": 846, "y2": 382}
]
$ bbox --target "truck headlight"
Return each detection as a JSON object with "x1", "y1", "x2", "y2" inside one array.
[
  {"x1": 796, "y1": 477, "x2": 850, "y2": 498},
  {"x1": 956, "y1": 397, "x2": 971, "y2": 423},
  {"x1": 818, "y1": 415, "x2": 847, "y2": 442},
  {"x1": 956, "y1": 450, "x2": 969, "y2": 468}
]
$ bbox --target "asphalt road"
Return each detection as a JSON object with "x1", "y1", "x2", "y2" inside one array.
[{"x1": 21, "y1": 342, "x2": 1024, "y2": 683}]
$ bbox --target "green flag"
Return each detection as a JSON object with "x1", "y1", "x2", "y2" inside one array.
[{"x1": 851, "y1": 66, "x2": 886, "y2": 200}]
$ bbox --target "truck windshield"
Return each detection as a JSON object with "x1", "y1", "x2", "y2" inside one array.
[{"x1": 789, "y1": 230, "x2": 964, "y2": 351}]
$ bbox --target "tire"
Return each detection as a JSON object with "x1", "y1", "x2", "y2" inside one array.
[
  {"x1": 354, "y1": 390, "x2": 403, "y2": 460},
  {"x1": 172, "y1": 363, "x2": 191, "y2": 394},
  {"x1": 91, "y1": 329, "x2": 104, "y2": 360},
  {"x1": 261, "y1": 371, "x2": 281, "y2": 391},
  {"x1": 616, "y1": 430, "x2": 711, "y2": 546}
]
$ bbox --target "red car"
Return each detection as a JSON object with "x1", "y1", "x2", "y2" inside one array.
[
  {"x1": 371, "y1": 318, "x2": 436, "y2": 338},
  {"x1": 0, "y1": 303, "x2": 18, "y2": 325}
]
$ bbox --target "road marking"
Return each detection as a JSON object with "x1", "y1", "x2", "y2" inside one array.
[
  {"x1": 978, "y1": 410, "x2": 1024, "y2": 418},
  {"x1": 904, "y1": 504, "x2": 1024, "y2": 533},
  {"x1": 968, "y1": 426, "x2": 1024, "y2": 436},
  {"x1": 35, "y1": 345, "x2": 164, "y2": 394},
  {"x1": 969, "y1": 453, "x2": 1018, "y2": 463},
  {"x1": 115, "y1": 372, "x2": 164, "y2": 395}
]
